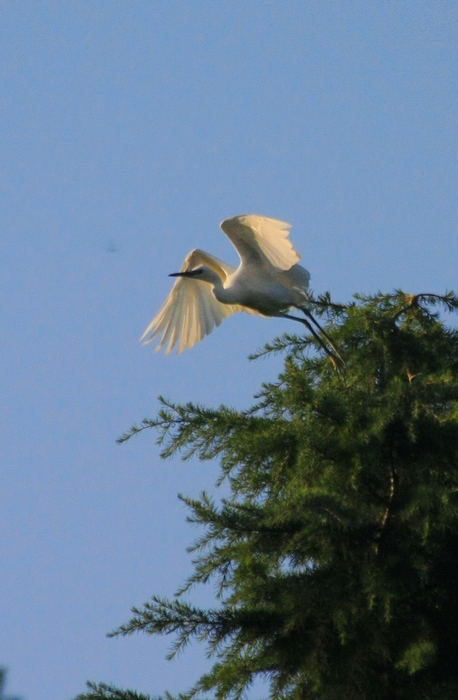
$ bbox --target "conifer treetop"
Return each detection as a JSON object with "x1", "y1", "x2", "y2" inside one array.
[{"x1": 78, "y1": 291, "x2": 458, "y2": 700}]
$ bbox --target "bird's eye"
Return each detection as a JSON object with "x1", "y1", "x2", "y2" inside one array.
[{"x1": 194, "y1": 269, "x2": 204, "y2": 274}]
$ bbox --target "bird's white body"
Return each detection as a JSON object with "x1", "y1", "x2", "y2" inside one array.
[
  {"x1": 211, "y1": 260, "x2": 309, "y2": 315},
  {"x1": 142, "y1": 215, "x2": 311, "y2": 354}
]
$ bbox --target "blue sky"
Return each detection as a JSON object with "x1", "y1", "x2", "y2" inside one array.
[{"x1": 1, "y1": 2, "x2": 457, "y2": 699}]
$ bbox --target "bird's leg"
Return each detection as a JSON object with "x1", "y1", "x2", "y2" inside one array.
[
  {"x1": 277, "y1": 313, "x2": 343, "y2": 368},
  {"x1": 297, "y1": 306, "x2": 344, "y2": 365}
]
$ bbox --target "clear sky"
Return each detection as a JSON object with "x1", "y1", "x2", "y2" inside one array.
[{"x1": 1, "y1": 2, "x2": 457, "y2": 699}]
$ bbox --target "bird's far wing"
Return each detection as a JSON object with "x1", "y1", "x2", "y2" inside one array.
[
  {"x1": 141, "y1": 249, "x2": 247, "y2": 355},
  {"x1": 220, "y1": 214, "x2": 300, "y2": 271}
]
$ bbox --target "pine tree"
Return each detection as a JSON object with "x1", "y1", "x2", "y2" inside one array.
[{"x1": 77, "y1": 291, "x2": 458, "y2": 700}]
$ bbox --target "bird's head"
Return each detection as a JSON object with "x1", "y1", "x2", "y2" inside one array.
[{"x1": 169, "y1": 265, "x2": 221, "y2": 285}]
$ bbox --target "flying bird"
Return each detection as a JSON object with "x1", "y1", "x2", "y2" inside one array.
[{"x1": 141, "y1": 215, "x2": 342, "y2": 363}]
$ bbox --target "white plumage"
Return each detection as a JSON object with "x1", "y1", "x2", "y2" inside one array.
[
  {"x1": 141, "y1": 214, "x2": 341, "y2": 363},
  {"x1": 142, "y1": 248, "x2": 247, "y2": 354}
]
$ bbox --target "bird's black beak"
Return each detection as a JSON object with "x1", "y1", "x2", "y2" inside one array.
[{"x1": 169, "y1": 271, "x2": 193, "y2": 277}]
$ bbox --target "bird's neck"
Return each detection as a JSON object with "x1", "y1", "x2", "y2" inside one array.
[
  {"x1": 209, "y1": 278, "x2": 229, "y2": 303},
  {"x1": 204, "y1": 272, "x2": 235, "y2": 304}
]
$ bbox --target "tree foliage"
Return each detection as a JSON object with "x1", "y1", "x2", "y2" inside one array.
[{"x1": 77, "y1": 291, "x2": 458, "y2": 700}]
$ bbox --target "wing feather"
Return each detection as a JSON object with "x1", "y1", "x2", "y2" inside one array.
[
  {"x1": 141, "y1": 249, "x2": 243, "y2": 354},
  {"x1": 220, "y1": 214, "x2": 300, "y2": 270}
]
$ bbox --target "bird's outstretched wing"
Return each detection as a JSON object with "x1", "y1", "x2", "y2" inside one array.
[
  {"x1": 220, "y1": 214, "x2": 300, "y2": 270},
  {"x1": 141, "y1": 249, "x2": 245, "y2": 354}
]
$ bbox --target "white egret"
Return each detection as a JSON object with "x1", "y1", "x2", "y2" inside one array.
[{"x1": 141, "y1": 215, "x2": 342, "y2": 363}]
